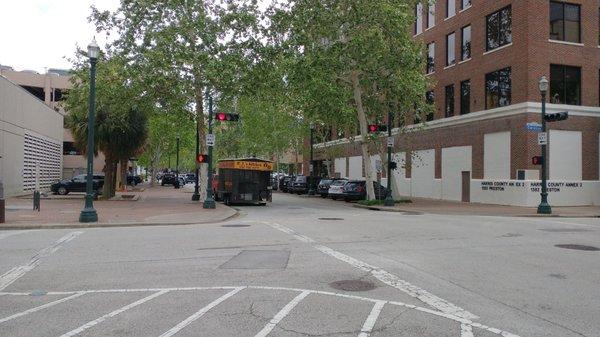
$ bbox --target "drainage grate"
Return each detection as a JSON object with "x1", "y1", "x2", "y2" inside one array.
[
  {"x1": 318, "y1": 217, "x2": 344, "y2": 221},
  {"x1": 221, "y1": 224, "x2": 251, "y2": 228},
  {"x1": 555, "y1": 244, "x2": 599, "y2": 251},
  {"x1": 329, "y1": 280, "x2": 376, "y2": 292}
]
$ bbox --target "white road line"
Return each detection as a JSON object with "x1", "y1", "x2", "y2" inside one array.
[
  {"x1": 159, "y1": 287, "x2": 245, "y2": 337},
  {"x1": 58, "y1": 290, "x2": 169, "y2": 337},
  {"x1": 0, "y1": 292, "x2": 85, "y2": 324},
  {"x1": 461, "y1": 323, "x2": 474, "y2": 337},
  {"x1": 0, "y1": 231, "x2": 83, "y2": 291},
  {"x1": 254, "y1": 290, "x2": 311, "y2": 337},
  {"x1": 358, "y1": 300, "x2": 386, "y2": 337},
  {"x1": 265, "y1": 222, "x2": 478, "y2": 320}
]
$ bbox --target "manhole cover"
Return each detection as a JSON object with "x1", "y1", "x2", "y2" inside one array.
[
  {"x1": 329, "y1": 280, "x2": 376, "y2": 292},
  {"x1": 221, "y1": 224, "x2": 251, "y2": 228},
  {"x1": 555, "y1": 244, "x2": 599, "y2": 251},
  {"x1": 318, "y1": 217, "x2": 344, "y2": 221}
]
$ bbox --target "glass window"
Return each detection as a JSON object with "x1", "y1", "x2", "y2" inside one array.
[
  {"x1": 446, "y1": 32, "x2": 456, "y2": 66},
  {"x1": 486, "y1": 6, "x2": 512, "y2": 51},
  {"x1": 550, "y1": 64, "x2": 581, "y2": 105},
  {"x1": 461, "y1": 25, "x2": 471, "y2": 60},
  {"x1": 427, "y1": 3, "x2": 435, "y2": 29},
  {"x1": 485, "y1": 67, "x2": 512, "y2": 109},
  {"x1": 426, "y1": 90, "x2": 435, "y2": 121},
  {"x1": 415, "y1": 2, "x2": 423, "y2": 35},
  {"x1": 460, "y1": 80, "x2": 470, "y2": 115},
  {"x1": 550, "y1": 2, "x2": 580, "y2": 43},
  {"x1": 462, "y1": 0, "x2": 471, "y2": 10},
  {"x1": 447, "y1": 0, "x2": 456, "y2": 18},
  {"x1": 427, "y1": 42, "x2": 435, "y2": 74},
  {"x1": 445, "y1": 85, "x2": 455, "y2": 117}
]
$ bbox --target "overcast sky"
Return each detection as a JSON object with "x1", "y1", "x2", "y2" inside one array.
[{"x1": 0, "y1": 0, "x2": 120, "y2": 73}]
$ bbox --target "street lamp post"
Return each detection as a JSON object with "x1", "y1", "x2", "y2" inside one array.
[
  {"x1": 537, "y1": 76, "x2": 552, "y2": 214},
  {"x1": 384, "y1": 109, "x2": 394, "y2": 207},
  {"x1": 174, "y1": 136, "x2": 180, "y2": 189},
  {"x1": 203, "y1": 94, "x2": 216, "y2": 209},
  {"x1": 79, "y1": 38, "x2": 100, "y2": 223},
  {"x1": 192, "y1": 113, "x2": 200, "y2": 201},
  {"x1": 308, "y1": 123, "x2": 316, "y2": 195}
]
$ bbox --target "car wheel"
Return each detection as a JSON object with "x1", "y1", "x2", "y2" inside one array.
[
  {"x1": 57, "y1": 186, "x2": 68, "y2": 195},
  {"x1": 320, "y1": 194, "x2": 327, "y2": 198}
]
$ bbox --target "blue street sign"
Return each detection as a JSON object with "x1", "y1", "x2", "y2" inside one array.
[{"x1": 526, "y1": 122, "x2": 542, "y2": 132}]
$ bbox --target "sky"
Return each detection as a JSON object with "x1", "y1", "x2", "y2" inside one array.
[{"x1": 0, "y1": 0, "x2": 120, "y2": 73}]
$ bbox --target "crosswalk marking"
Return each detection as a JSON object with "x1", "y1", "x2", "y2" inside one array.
[
  {"x1": 358, "y1": 300, "x2": 386, "y2": 337},
  {"x1": 58, "y1": 290, "x2": 169, "y2": 337},
  {"x1": 158, "y1": 287, "x2": 246, "y2": 337},
  {"x1": 0, "y1": 292, "x2": 86, "y2": 324},
  {"x1": 253, "y1": 290, "x2": 311, "y2": 337}
]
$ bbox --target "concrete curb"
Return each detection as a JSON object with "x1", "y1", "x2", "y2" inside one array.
[
  {"x1": 352, "y1": 203, "x2": 600, "y2": 218},
  {"x1": 0, "y1": 208, "x2": 240, "y2": 230}
]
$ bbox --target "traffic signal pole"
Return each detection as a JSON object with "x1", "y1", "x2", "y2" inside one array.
[
  {"x1": 384, "y1": 109, "x2": 394, "y2": 207},
  {"x1": 192, "y1": 111, "x2": 200, "y2": 201},
  {"x1": 537, "y1": 89, "x2": 551, "y2": 214},
  {"x1": 203, "y1": 94, "x2": 216, "y2": 209}
]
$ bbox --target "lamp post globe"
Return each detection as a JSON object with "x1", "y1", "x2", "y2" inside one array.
[
  {"x1": 538, "y1": 76, "x2": 549, "y2": 93},
  {"x1": 537, "y1": 75, "x2": 552, "y2": 214},
  {"x1": 79, "y1": 37, "x2": 100, "y2": 223}
]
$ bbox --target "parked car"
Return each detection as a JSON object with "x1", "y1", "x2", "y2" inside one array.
[
  {"x1": 185, "y1": 173, "x2": 196, "y2": 184},
  {"x1": 280, "y1": 176, "x2": 292, "y2": 192},
  {"x1": 342, "y1": 180, "x2": 388, "y2": 201},
  {"x1": 286, "y1": 176, "x2": 297, "y2": 193},
  {"x1": 291, "y1": 175, "x2": 309, "y2": 194},
  {"x1": 127, "y1": 175, "x2": 143, "y2": 186},
  {"x1": 161, "y1": 173, "x2": 184, "y2": 187},
  {"x1": 327, "y1": 178, "x2": 348, "y2": 200},
  {"x1": 51, "y1": 174, "x2": 104, "y2": 195},
  {"x1": 317, "y1": 178, "x2": 334, "y2": 198}
]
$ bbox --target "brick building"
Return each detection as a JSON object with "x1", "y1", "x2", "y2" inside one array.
[{"x1": 311, "y1": 0, "x2": 600, "y2": 206}]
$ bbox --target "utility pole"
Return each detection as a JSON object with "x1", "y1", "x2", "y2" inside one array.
[
  {"x1": 203, "y1": 94, "x2": 216, "y2": 209},
  {"x1": 537, "y1": 76, "x2": 551, "y2": 214},
  {"x1": 384, "y1": 108, "x2": 394, "y2": 206},
  {"x1": 192, "y1": 111, "x2": 200, "y2": 201}
]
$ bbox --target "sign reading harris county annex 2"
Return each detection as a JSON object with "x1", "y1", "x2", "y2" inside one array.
[
  {"x1": 481, "y1": 181, "x2": 583, "y2": 192},
  {"x1": 218, "y1": 160, "x2": 274, "y2": 171}
]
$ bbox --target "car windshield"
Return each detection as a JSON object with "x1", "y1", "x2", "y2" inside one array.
[
  {"x1": 319, "y1": 179, "x2": 332, "y2": 185},
  {"x1": 331, "y1": 180, "x2": 347, "y2": 186}
]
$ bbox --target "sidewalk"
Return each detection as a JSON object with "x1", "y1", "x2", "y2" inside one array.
[
  {"x1": 1, "y1": 184, "x2": 238, "y2": 229},
  {"x1": 352, "y1": 198, "x2": 600, "y2": 218}
]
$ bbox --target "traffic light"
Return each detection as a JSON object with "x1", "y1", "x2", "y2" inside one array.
[
  {"x1": 532, "y1": 156, "x2": 543, "y2": 165},
  {"x1": 544, "y1": 112, "x2": 568, "y2": 122},
  {"x1": 215, "y1": 112, "x2": 240, "y2": 122},
  {"x1": 196, "y1": 154, "x2": 209, "y2": 163},
  {"x1": 368, "y1": 124, "x2": 387, "y2": 133}
]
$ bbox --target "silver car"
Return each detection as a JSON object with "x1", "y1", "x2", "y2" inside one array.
[{"x1": 327, "y1": 179, "x2": 348, "y2": 200}]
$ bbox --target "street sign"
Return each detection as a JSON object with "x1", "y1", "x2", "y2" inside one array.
[
  {"x1": 387, "y1": 137, "x2": 394, "y2": 147},
  {"x1": 206, "y1": 134, "x2": 215, "y2": 147},
  {"x1": 526, "y1": 122, "x2": 542, "y2": 132},
  {"x1": 538, "y1": 132, "x2": 547, "y2": 145}
]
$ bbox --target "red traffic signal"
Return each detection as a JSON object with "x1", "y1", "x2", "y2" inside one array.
[
  {"x1": 215, "y1": 112, "x2": 240, "y2": 122},
  {"x1": 368, "y1": 124, "x2": 387, "y2": 133},
  {"x1": 368, "y1": 124, "x2": 378, "y2": 133},
  {"x1": 532, "y1": 156, "x2": 543, "y2": 165},
  {"x1": 196, "y1": 154, "x2": 208, "y2": 163}
]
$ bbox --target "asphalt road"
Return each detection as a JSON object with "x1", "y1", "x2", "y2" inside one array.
[{"x1": 1, "y1": 193, "x2": 599, "y2": 337}]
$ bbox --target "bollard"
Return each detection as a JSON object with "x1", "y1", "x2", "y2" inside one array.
[
  {"x1": 33, "y1": 191, "x2": 41, "y2": 212},
  {"x1": 0, "y1": 180, "x2": 5, "y2": 223}
]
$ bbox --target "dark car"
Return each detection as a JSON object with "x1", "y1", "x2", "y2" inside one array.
[
  {"x1": 185, "y1": 173, "x2": 196, "y2": 184},
  {"x1": 127, "y1": 175, "x2": 143, "y2": 186},
  {"x1": 341, "y1": 180, "x2": 388, "y2": 201},
  {"x1": 291, "y1": 175, "x2": 309, "y2": 194},
  {"x1": 161, "y1": 173, "x2": 184, "y2": 187},
  {"x1": 280, "y1": 176, "x2": 292, "y2": 192},
  {"x1": 317, "y1": 178, "x2": 334, "y2": 198},
  {"x1": 51, "y1": 174, "x2": 104, "y2": 195},
  {"x1": 285, "y1": 176, "x2": 297, "y2": 193}
]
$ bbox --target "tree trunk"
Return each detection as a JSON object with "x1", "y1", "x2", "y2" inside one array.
[
  {"x1": 351, "y1": 70, "x2": 375, "y2": 200},
  {"x1": 120, "y1": 159, "x2": 128, "y2": 191},
  {"x1": 102, "y1": 154, "x2": 117, "y2": 199}
]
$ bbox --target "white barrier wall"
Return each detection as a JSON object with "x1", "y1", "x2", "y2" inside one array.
[
  {"x1": 348, "y1": 156, "x2": 362, "y2": 179},
  {"x1": 391, "y1": 152, "x2": 411, "y2": 198},
  {"x1": 441, "y1": 146, "x2": 472, "y2": 201},
  {"x1": 484, "y1": 131, "x2": 510, "y2": 179},
  {"x1": 410, "y1": 149, "x2": 440, "y2": 198},
  {"x1": 550, "y1": 130, "x2": 582, "y2": 180},
  {"x1": 334, "y1": 157, "x2": 347, "y2": 178}
]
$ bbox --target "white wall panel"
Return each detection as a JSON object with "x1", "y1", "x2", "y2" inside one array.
[
  {"x1": 442, "y1": 146, "x2": 472, "y2": 201},
  {"x1": 549, "y1": 130, "x2": 582, "y2": 180},
  {"x1": 391, "y1": 152, "x2": 411, "y2": 197},
  {"x1": 484, "y1": 131, "x2": 510, "y2": 179},
  {"x1": 410, "y1": 149, "x2": 439, "y2": 198},
  {"x1": 348, "y1": 156, "x2": 363, "y2": 179},
  {"x1": 334, "y1": 157, "x2": 347, "y2": 178}
]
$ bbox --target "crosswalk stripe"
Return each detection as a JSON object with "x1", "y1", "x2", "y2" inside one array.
[
  {"x1": 358, "y1": 300, "x2": 386, "y2": 337},
  {"x1": 58, "y1": 290, "x2": 169, "y2": 337},
  {"x1": 0, "y1": 292, "x2": 86, "y2": 324},
  {"x1": 253, "y1": 290, "x2": 311, "y2": 337},
  {"x1": 158, "y1": 287, "x2": 245, "y2": 337}
]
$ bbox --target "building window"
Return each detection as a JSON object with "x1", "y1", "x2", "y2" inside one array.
[
  {"x1": 447, "y1": 0, "x2": 456, "y2": 18},
  {"x1": 550, "y1": 64, "x2": 581, "y2": 105},
  {"x1": 485, "y1": 67, "x2": 511, "y2": 109},
  {"x1": 550, "y1": 2, "x2": 580, "y2": 43},
  {"x1": 461, "y1": 0, "x2": 471, "y2": 10},
  {"x1": 446, "y1": 32, "x2": 456, "y2": 66},
  {"x1": 486, "y1": 6, "x2": 512, "y2": 51},
  {"x1": 461, "y1": 25, "x2": 471, "y2": 60},
  {"x1": 63, "y1": 142, "x2": 82, "y2": 156},
  {"x1": 20, "y1": 85, "x2": 45, "y2": 101},
  {"x1": 460, "y1": 80, "x2": 470, "y2": 115},
  {"x1": 427, "y1": 3, "x2": 435, "y2": 29},
  {"x1": 427, "y1": 42, "x2": 435, "y2": 74},
  {"x1": 445, "y1": 85, "x2": 455, "y2": 117},
  {"x1": 415, "y1": 2, "x2": 423, "y2": 35},
  {"x1": 426, "y1": 90, "x2": 435, "y2": 121}
]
